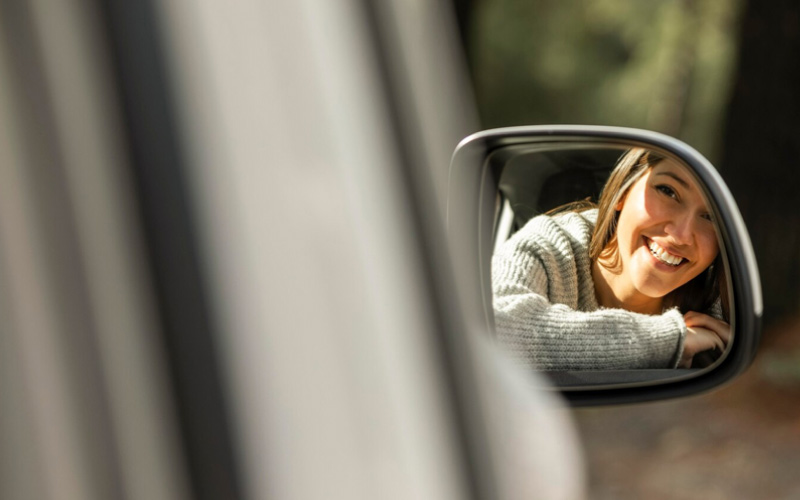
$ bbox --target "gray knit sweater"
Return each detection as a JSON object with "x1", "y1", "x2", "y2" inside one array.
[{"x1": 492, "y1": 209, "x2": 686, "y2": 370}]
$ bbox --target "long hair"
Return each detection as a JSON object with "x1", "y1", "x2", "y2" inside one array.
[{"x1": 588, "y1": 148, "x2": 729, "y2": 321}]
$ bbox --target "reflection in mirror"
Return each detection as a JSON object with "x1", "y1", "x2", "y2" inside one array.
[{"x1": 491, "y1": 145, "x2": 731, "y2": 377}]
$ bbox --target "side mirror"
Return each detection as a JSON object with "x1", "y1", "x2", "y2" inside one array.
[{"x1": 447, "y1": 125, "x2": 762, "y2": 405}]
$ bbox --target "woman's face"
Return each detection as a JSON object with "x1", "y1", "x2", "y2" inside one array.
[{"x1": 612, "y1": 159, "x2": 719, "y2": 302}]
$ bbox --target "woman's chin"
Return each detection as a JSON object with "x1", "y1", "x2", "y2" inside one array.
[{"x1": 630, "y1": 262, "x2": 683, "y2": 300}]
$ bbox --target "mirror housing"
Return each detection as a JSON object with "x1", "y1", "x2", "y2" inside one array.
[{"x1": 447, "y1": 125, "x2": 762, "y2": 405}]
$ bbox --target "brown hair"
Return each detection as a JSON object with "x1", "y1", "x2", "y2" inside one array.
[{"x1": 579, "y1": 148, "x2": 729, "y2": 321}]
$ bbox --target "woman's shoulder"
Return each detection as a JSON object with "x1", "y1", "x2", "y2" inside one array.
[
  {"x1": 493, "y1": 208, "x2": 599, "y2": 310},
  {"x1": 551, "y1": 207, "x2": 597, "y2": 232},
  {"x1": 498, "y1": 208, "x2": 597, "y2": 261},
  {"x1": 519, "y1": 208, "x2": 596, "y2": 244}
]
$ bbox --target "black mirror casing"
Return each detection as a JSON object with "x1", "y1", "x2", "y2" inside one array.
[{"x1": 447, "y1": 125, "x2": 762, "y2": 406}]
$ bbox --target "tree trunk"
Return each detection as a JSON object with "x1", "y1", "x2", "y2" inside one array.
[{"x1": 719, "y1": 0, "x2": 800, "y2": 326}]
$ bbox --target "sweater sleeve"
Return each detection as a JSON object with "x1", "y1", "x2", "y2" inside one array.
[{"x1": 492, "y1": 219, "x2": 686, "y2": 371}]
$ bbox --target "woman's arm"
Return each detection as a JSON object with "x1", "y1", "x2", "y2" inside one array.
[{"x1": 493, "y1": 290, "x2": 687, "y2": 370}]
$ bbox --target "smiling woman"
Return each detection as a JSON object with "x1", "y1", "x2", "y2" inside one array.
[
  {"x1": 492, "y1": 147, "x2": 730, "y2": 371},
  {"x1": 591, "y1": 150, "x2": 722, "y2": 315}
]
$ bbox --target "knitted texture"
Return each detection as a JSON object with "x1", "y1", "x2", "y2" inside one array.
[{"x1": 492, "y1": 209, "x2": 686, "y2": 370}]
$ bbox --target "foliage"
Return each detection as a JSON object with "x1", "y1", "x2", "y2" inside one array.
[{"x1": 469, "y1": 0, "x2": 743, "y2": 162}]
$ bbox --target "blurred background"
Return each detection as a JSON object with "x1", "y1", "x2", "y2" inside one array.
[{"x1": 453, "y1": 0, "x2": 800, "y2": 498}]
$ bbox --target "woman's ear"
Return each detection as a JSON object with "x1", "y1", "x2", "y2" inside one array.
[{"x1": 615, "y1": 186, "x2": 633, "y2": 211}]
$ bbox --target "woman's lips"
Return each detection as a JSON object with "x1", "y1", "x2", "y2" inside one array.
[{"x1": 644, "y1": 237, "x2": 686, "y2": 268}]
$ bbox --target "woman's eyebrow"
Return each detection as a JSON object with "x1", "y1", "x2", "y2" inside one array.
[{"x1": 654, "y1": 171, "x2": 690, "y2": 188}]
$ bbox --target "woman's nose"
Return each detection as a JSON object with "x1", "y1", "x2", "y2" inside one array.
[{"x1": 665, "y1": 212, "x2": 695, "y2": 245}]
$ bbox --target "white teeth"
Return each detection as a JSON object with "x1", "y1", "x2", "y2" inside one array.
[{"x1": 648, "y1": 240, "x2": 683, "y2": 266}]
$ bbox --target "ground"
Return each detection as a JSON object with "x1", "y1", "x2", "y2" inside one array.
[{"x1": 574, "y1": 317, "x2": 800, "y2": 499}]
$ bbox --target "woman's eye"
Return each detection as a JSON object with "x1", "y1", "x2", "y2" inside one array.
[
  {"x1": 656, "y1": 184, "x2": 678, "y2": 199},
  {"x1": 701, "y1": 212, "x2": 714, "y2": 222}
]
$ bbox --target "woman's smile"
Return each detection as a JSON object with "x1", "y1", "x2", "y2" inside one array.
[{"x1": 644, "y1": 237, "x2": 686, "y2": 268}]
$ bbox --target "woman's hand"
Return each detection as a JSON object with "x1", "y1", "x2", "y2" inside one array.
[{"x1": 678, "y1": 312, "x2": 731, "y2": 368}]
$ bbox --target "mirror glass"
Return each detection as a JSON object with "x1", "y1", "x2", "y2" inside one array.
[{"x1": 489, "y1": 143, "x2": 733, "y2": 388}]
